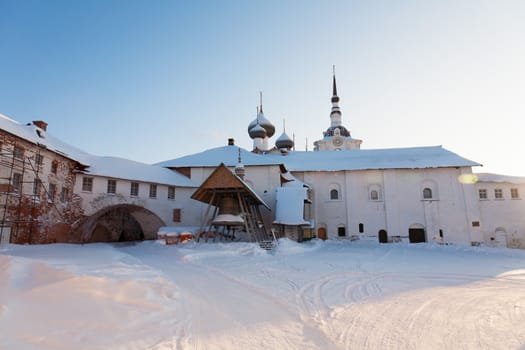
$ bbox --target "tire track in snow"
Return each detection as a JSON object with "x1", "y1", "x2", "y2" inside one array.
[{"x1": 334, "y1": 273, "x2": 525, "y2": 350}]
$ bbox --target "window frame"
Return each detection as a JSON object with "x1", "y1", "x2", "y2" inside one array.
[
  {"x1": 478, "y1": 188, "x2": 488, "y2": 200},
  {"x1": 329, "y1": 189, "x2": 339, "y2": 200},
  {"x1": 494, "y1": 188, "x2": 503, "y2": 200},
  {"x1": 82, "y1": 177, "x2": 93, "y2": 192},
  {"x1": 107, "y1": 179, "x2": 117, "y2": 194},
  {"x1": 13, "y1": 146, "x2": 24, "y2": 160},
  {"x1": 423, "y1": 187, "x2": 433, "y2": 200},
  {"x1": 32, "y1": 178, "x2": 41, "y2": 197},
  {"x1": 173, "y1": 208, "x2": 181, "y2": 223},
  {"x1": 12, "y1": 173, "x2": 23, "y2": 193},
  {"x1": 35, "y1": 153, "x2": 43, "y2": 166},
  {"x1": 149, "y1": 184, "x2": 157, "y2": 199},
  {"x1": 48, "y1": 183, "x2": 56, "y2": 202},
  {"x1": 51, "y1": 160, "x2": 58, "y2": 174},
  {"x1": 130, "y1": 182, "x2": 139, "y2": 197},
  {"x1": 511, "y1": 188, "x2": 519, "y2": 199},
  {"x1": 60, "y1": 187, "x2": 68, "y2": 203},
  {"x1": 168, "y1": 186, "x2": 176, "y2": 200}
]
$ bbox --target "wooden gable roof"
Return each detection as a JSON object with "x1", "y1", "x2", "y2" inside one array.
[{"x1": 191, "y1": 163, "x2": 270, "y2": 209}]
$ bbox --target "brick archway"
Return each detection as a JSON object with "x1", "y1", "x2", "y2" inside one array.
[{"x1": 73, "y1": 204, "x2": 165, "y2": 243}]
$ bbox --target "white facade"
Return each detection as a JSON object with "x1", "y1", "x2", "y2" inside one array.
[
  {"x1": 293, "y1": 167, "x2": 482, "y2": 243},
  {"x1": 74, "y1": 175, "x2": 198, "y2": 228},
  {"x1": 474, "y1": 174, "x2": 525, "y2": 248}
]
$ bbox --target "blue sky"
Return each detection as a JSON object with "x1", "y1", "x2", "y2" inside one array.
[{"x1": 1, "y1": 0, "x2": 524, "y2": 175}]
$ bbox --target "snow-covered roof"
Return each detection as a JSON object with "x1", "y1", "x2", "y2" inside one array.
[
  {"x1": 83, "y1": 155, "x2": 198, "y2": 187},
  {"x1": 475, "y1": 173, "x2": 525, "y2": 184},
  {"x1": 155, "y1": 145, "x2": 283, "y2": 168},
  {"x1": 267, "y1": 146, "x2": 481, "y2": 172},
  {"x1": 158, "y1": 144, "x2": 480, "y2": 172},
  {"x1": 273, "y1": 187, "x2": 311, "y2": 226},
  {"x1": 0, "y1": 113, "x2": 90, "y2": 165}
]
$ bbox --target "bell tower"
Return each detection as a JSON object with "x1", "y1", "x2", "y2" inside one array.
[{"x1": 314, "y1": 67, "x2": 362, "y2": 151}]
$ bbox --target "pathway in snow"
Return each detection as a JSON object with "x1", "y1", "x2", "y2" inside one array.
[
  {"x1": 1, "y1": 240, "x2": 525, "y2": 349},
  {"x1": 125, "y1": 243, "x2": 335, "y2": 349}
]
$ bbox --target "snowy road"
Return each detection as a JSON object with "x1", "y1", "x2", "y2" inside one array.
[{"x1": 1, "y1": 239, "x2": 525, "y2": 349}]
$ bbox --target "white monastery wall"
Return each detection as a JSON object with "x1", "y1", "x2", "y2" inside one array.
[
  {"x1": 74, "y1": 175, "x2": 198, "y2": 228},
  {"x1": 475, "y1": 181, "x2": 525, "y2": 248}
]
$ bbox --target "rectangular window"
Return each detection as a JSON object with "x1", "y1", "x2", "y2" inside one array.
[
  {"x1": 35, "y1": 153, "x2": 43, "y2": 166},
  {"x1": 12, "y1": 173, "x2": 22, "y2": 193},
  {"x1": 511, "y1": 188, "x2": 519, "y2": 199},
  {"x1": 173, "y1": 208, "x2": 181, "y2": 223},
  {"x1": 168, "y1": 186, "x2": 176, "y2": 200},
  {"x1": 60, "y1": 187, "x2": 68, "y2": 202},
  {"x1": 494, "y1": 188, "x2": 503, "y2": 199},
  {"x1": 51, "y1": 160, "x2": 58, "y2": 174},
  {"x1": 478, "y1": 189, "x2": 487, "y2": 200},
  {"x1": 130, "y1": 182, "x2": 139, "y2": 197},
  {"x1": 13, "y1": 146, "x2": 24, "y2": 160},
  {"x1": 149, "y1": 184, "x2": 157, "y2": 199},
  {"x1": 82, "y1": 177, "x2": 93, "y2": 192},
  {"x1": 32, "y1": 178, "x2": 40, "y2": 197},
  {"x1": 107, "y1": 179, "x2": 116, "y2": 194},
  {"x1": 48, "y1": 183, "x2": 56, "y2": 202}
]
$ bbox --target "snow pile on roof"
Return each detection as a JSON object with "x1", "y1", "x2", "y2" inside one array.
[
  {"x1": 0, "y1": 113, "x2": 90, "y2": 165},
  {"x1": 155, "y1": 145, "x2": 283, "y2": 168},
  {"x1": 273, "y1": 186, "x2": 311, "y2": 226},
  {"x1": 84, "y1": 155, "x2": 198, "y2": 187},
  {"x1": 475, "y1": 173, "x2": 525, "y2": 184},
  {"x1": 267, "y1": 145, "x2": 481, "y2": 171}
]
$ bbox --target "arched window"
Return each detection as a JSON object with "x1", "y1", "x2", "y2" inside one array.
[
  {"x1": 370, "y1": 190, "x2": 378, "y2": 201},
  {"x1": 423, "y1": 187, "x2": 433, "y2": 199},
  {"x1": 330, "y1": 189, "x2": 339, "y2": 200}
]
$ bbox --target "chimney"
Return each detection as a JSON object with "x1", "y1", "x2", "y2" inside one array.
[
  {"x1": 33, "y1": 120, "x2": 48, "y2": 131},
  {"x1": 228, "y1": 138, "x2": 235, "y2": 146}
]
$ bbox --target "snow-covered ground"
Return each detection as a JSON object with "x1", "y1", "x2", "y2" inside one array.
[{"x1": 1, "y1": 239, "x2": 524, "y2": 350}]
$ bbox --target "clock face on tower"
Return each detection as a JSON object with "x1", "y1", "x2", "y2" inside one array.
[{"x1": 332, "y1": 136, "x2": 344, "y2": 147}]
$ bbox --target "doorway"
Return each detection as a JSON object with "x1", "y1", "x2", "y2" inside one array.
[
  {"x1": 0, "y1": 227, "x2": 11, "y2": 246},
  {"x1": 317, "y1": 227, "x2": 327, "y2": 240},
  {"x1": 409, "y1": 228, "x2": 426, "y2": 243},
  {"x1": 378, "y1": 229, "x2": 388, "y2": 243}
]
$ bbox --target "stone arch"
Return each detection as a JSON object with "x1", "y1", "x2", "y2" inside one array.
[{"x1": 73, "y1": 204, "x2": 165, "y2": 243}]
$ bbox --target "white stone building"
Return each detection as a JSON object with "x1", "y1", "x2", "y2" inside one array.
[
  {"x1": 158, "y1": 71, "x2": 525, "y2": 247},
  {"x1": 474, "y1": 173, "x2": 525, "y2": 248},
  {"x1": 72, "y1": 155, "x2": 199, "y2": 242},
  {"x1": 2, "y1": 71, "x2": 524, "y2": 247}
]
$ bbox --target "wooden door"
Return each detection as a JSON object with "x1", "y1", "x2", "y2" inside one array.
[
  {"x1": 409, "y1": 228, "x2": 426, "y2": 243},
  {"x1": 378, "y1": 230, "x2": 388, "y2": 243},
  {"x1": 317, "y1": 227, "x2": 327, "y2": 240}
]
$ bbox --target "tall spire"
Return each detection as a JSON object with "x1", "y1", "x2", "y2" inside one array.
[
  {"x1": 259, "y1": 91, "x2": 263, "y2": 114},
  {"x1": 332, "y1": 65, "x2": 340, "y2": 103}
]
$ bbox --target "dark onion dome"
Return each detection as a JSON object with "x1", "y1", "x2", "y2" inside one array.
[
  {"x1": 249, "y1": 121, "x2": 267, "y2": 139},
  {"x1": 248, "y1": 111, "x2": 275, "y2": 138},
  {"x1": 323, "y1": 125, "x2": 351, "y2": 137},
  {"x1": 275, "y1": 130, "x2": 294, "y2": 150}
]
